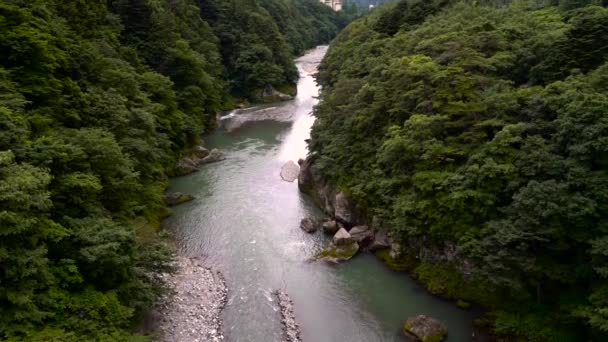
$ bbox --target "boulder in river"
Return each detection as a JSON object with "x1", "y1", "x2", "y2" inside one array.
[
  {"x1": 333, "y1": 228, "x2": 353, "y2": 245},
  {"x1": 349, "y1": 225, "x2": 373, "y2": 244},
  {"x1": 199, "y1": 148, "x2": 226, "y2": 165},
  {"x1": 403, "y1": 315, "x2": 447, "y2": 342},
  {"x1": 174, "y1": 157, "x2": 199, "y2": 176},
  {"x1": 300, "y1": 218, "x2": 320, "y2": 233},
  {"x1": 281, "y1": 160, "x2": 300, "y2": 182},
  {"x1": 322, "y1": 220, "x2": 339, "y2": 235},
  {"x1": 163, "y1": 192, "x2": 194, "y2": 207},
  {"x1": 314, "y1": 241, "x2": 359, "y2": 263}
]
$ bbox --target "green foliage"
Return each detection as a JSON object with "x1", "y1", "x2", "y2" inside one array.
[
  {"x1": 311, "y1": 0, "x2": 608, "y2": 339},
  {"x1": 0, "y1": 0, "x2": 344, "y2": 339}
]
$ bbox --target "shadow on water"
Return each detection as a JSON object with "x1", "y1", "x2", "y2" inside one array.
[{"x1": 164, "y1": 46, "x2": 482, "y2": 342}]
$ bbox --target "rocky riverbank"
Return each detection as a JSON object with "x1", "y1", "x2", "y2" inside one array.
[
  {"x1": 274, "y1": 290, "x2": 302, "y2": 342},
  {"x1": 156, "y1": 256, "x2": 227, "y2": 342}
]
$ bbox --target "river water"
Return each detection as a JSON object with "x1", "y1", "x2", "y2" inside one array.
[{"x1": 164, "y1": 46, "x2": 479, "y2": 342}]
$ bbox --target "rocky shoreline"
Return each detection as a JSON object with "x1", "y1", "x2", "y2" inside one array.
[
  {"x1": 274, "y1": 290, "x2": 302, "y2": 342},
  {"x1": 156, "y1": 256, "x2": 228, "y2": 342}
]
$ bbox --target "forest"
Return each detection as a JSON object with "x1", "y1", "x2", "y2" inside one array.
[
  {"x1": 310, "y1": 0, "x2": 608, "y2": 340},
  {"x1": 0, "y1": 0, "x2": 346, "y2": 340}
]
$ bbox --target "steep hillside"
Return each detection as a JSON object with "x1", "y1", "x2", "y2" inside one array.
[
  {"x1": 309, "y1": 0, "x2": 608, "y2": 340},
  {"x1": 0, "y1": 0, "x2": 343, "y2": 340}
]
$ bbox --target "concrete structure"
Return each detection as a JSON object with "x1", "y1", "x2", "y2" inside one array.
[{"x1": 321, "y1": 0, "x2": 342, "y2": 11}]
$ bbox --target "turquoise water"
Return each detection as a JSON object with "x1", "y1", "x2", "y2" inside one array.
[{"x1": 164, "y1": 46, "x2": 479, "y2": 342}]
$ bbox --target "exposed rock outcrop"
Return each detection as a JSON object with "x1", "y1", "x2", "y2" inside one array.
[
  {"x1": 349, "y1": 225, "x2": 373, "y2": 244},
  {"x1": 298, "y1": 156, "x2": 365, "y2": 226},
  {"x1": 255, "y1": 85, "x2": 294, "y2": 103},
  {"x1": 199, "y1": 148, "x2": 226, "y2": 165},
  {"x1": 281, "y1": 160, "x2": 300, "y2": 182},
  {"x1": 368, "y1": 230, "x2": 390, "y2": 251},
  {"x1": 173, "y1": 147, "x2": 226, "y2": 176},
  {"x1": 300, "y1": 218, "x2": 320, "y2": 233},
  {"x1": 163, "y1": 192, "x2": 194, "y2": 207},
  {"x1": 403, "y1": 315, "x2": 447, "y2": 342}
]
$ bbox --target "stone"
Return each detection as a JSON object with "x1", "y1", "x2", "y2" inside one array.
[
  {"x1": 349, "y1": 225, "x2": 373, "y2": 244},
  {"x1": 332, "y1": 228, "x2": 353, "y2": 246},
  {"x1": 199, "y1": 149, "x2": 226, "y2": 165},
  {"x1": 174, "y1": 157, "x2": 199, "y2": 176},
  {"x1": 322, "y1": 220, "x2": 339, "y2": 235},
  {"x1": 403, "y1": 315, "x2": 447, "y2": 342},
  {"x1": 192, "y1": 145, "x2": 210, "y2": 159},
  {"x1": 368, "y1": 230, "x2": 390, "y2": 251},
  {"x1": 280, "y1": 160, "x2": 300, "y2": 182},
  {"x1": 300, "y1": 218, "x2": 320, "y2": 233},
  {"x1": 314, "y1": 241, "x2": 359, "y2": 263},
  {"x1": 163, "y1": 192, "x2": 194, "y2": 206}
]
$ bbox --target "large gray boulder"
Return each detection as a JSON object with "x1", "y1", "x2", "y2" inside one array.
[
  {"x1": 333, "y1": 228, "x2": 353, "y2": 246},
  {"x1": 300, "y1": 218, "x2": 320, "y2": 233},
  {"x1": 403, "y1": 315, "x2": 447, "y2": 342},
  {"x1": 280, "y1": 160, "x2": 300, "y2": 182},
  {"x1": 349, "y1": 225, "x2": 373, "y2": 244},
  {"x1": 322, "y1": 220, "x2": 339, "y2": 235}
]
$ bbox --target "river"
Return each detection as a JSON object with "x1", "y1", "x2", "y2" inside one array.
[{"x1": 164, "y1": 46, "x2": 479, "y2": 342}]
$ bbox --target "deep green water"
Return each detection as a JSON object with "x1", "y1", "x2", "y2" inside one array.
[{"x1": 164, "y1": 46, "x2": 479, "y2": 342}]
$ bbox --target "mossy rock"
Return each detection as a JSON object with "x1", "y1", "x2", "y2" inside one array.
[
  {"x1": 375, "y1": 249, "x2": 417, "y2": 271},
  {"x1": 403, "y1": 315, "x2": 447, "y2": 342},
  {"x1": 456, "y1": 299, "x2": 471, "y2": 309},
  {"x1": 314, "y1": 241, "x2": 359, "y2": 263}
]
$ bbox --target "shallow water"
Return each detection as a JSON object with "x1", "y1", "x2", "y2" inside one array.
[{"x1": 164, "y1": 46, "x2": 479, "y2": 342}]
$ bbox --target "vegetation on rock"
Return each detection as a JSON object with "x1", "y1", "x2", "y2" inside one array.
[{"x1": 310, "y1": 0, "x2": 608, "y2": 339}]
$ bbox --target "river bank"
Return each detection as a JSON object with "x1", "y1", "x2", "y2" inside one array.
[{"x1": 155, "y1": 256, "x2": 227, "y2": 342}]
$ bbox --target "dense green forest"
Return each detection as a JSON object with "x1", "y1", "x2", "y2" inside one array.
[
  {"x1": 0, "y1": 0, "x2": 344, "y2": 340},
  {"x1": 311, "y1": 0, "x2": 608, "y2": 340}
]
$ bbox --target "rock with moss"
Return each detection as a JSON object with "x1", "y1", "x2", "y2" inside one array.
[
  {"x1": 163, "y1": 192, "x2": 194, "y2": 207},
  {"x1": 314, "y1": 241, "x2": 359, "y2": 263},
  {"x1": 403, "y1": 315, "x2": 447, "y2": 342},
  {"x1": 375, "y1": 249, "x2": 417, "y2": 272}
]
